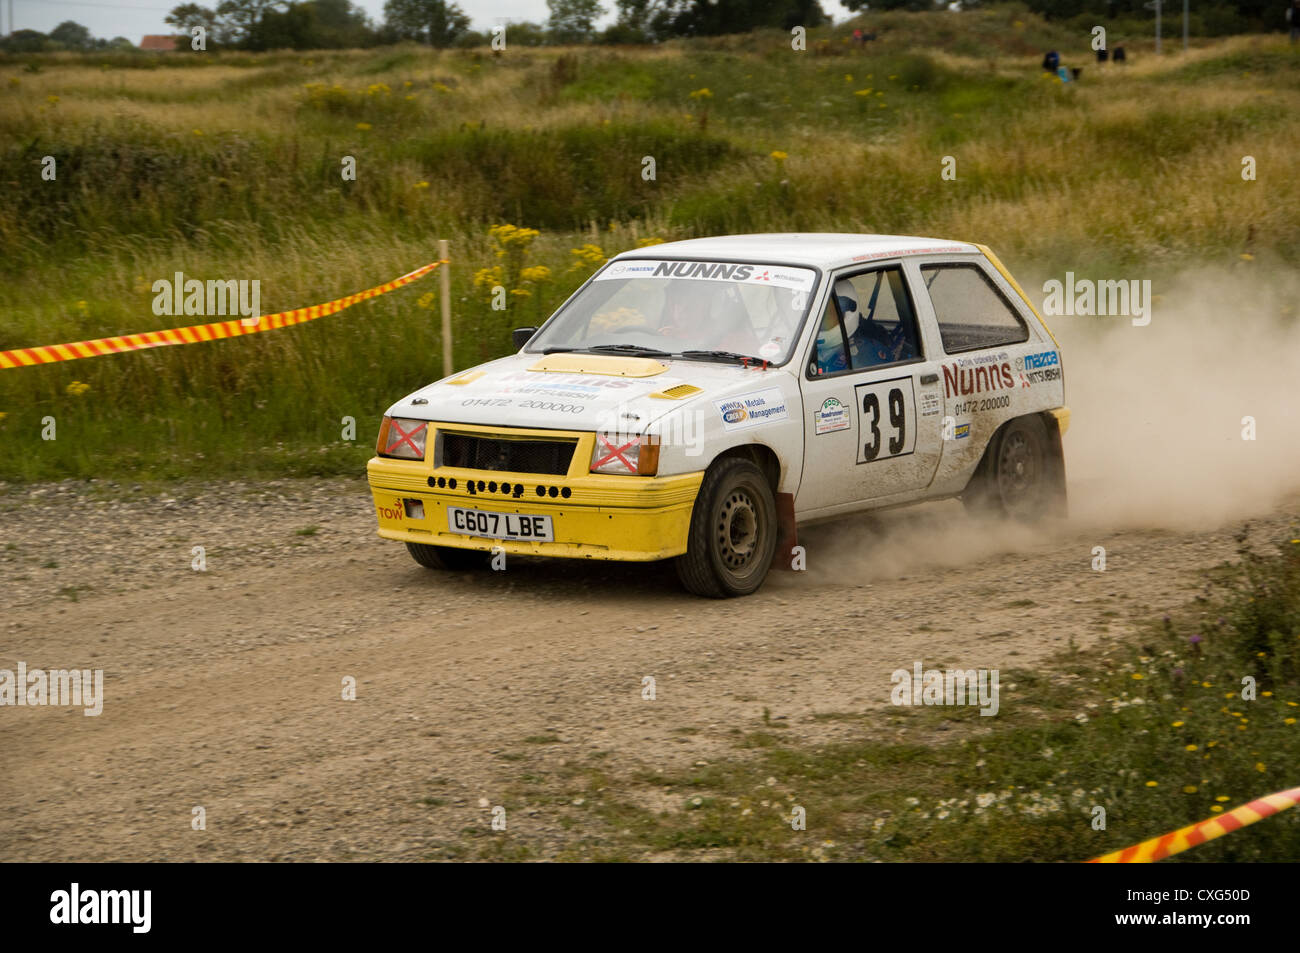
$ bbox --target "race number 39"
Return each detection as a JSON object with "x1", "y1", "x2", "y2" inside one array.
[{"x1": 854, "y1": 377, "x2": 917, "y2": 463}]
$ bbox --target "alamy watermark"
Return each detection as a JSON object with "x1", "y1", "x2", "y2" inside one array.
[
  {"x1": 890, "y1": 660, "x2": 999, "y2": 716},
  {"x1": 1042, "y1": 272, "x2": 1152, "y2": 326},
  {"x1": 0, "y1": 662, "x2": 104, "y2": 716},
  {"x1": 152, "y1": 271, "x2": 262, "y2": 326}
]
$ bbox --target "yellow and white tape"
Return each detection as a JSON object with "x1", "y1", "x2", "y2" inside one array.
[
  {"x1": 1088, "y1": 785, "x2": 1300, "y2": 863},
  {"x1": 0, "y1": 260, "x2": 446, "y2": 370}
]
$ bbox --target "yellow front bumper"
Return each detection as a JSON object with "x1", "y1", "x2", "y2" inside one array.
[{"x1": 366, "y1": 422, "x2": 703, "y2": 562}]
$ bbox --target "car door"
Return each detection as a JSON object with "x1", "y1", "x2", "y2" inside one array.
[
  {"x1": 795, "y1": 262, "x2": 944, "y2": 516},
  {"x1": 913, "y1": 256, "x2": 1050, "y2": 497}
]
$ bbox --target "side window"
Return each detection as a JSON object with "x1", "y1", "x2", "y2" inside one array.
[
  {"x1": 810, "y1": 298, "x2": 848, "y2": 376},
  {"x1": 838, "y1": 266, "x2": 922, "y2": 371},
  {"x1": 919, "y1": 263, "x2": 1029, "y2": 353}
]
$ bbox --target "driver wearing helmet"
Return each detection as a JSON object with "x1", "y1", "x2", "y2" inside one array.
[
  {"x1": 845, "y1": 276, "x2": 918, "y2": 367},
  {"x1": 658, "y1": 280, "x2": 759, "y2": 354},
  {"x1": 813, "y1": 302, "x2": 850, "y2": 374},
  {"x1": 813, "y1": 275, "x2": 918, "y2": 375},
  {"x1": 658, "y1": 280, "x2": 704, "y2": 339},
  {"x1": 837, "y1": 282, "x2": 896, "y2": 368}
]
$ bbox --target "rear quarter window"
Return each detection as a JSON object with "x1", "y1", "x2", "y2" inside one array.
[{"x1": 920, "y1": 263, "x2": 1029, "y2": 353}]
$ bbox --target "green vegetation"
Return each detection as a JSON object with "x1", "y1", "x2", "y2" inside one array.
[{"x1": 0, "y1": 9, "x2": 1296, "y2": 482}]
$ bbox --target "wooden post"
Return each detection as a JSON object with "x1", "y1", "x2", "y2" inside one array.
[{"x1": 439, "y1": 238, "x2": 452, "y2": 377}]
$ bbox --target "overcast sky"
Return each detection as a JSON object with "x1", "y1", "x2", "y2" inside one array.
[{"x1": 6, "y1": 0, "x2": 857, "y2": 42}]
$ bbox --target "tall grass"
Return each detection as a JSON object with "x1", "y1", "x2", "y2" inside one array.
[{"x1": 0, "y1": 12, "x2": 1297, "y2": 482}]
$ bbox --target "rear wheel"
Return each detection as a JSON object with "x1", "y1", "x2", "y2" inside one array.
[
  {"x1": 405, "y1": 542, "x2": 489, "y2": 571},
  {"x1": 675, "y1": 458, "x2": 778, "y2": 598},
  {"x1": 962, "y1": 415, "x2": 1054, "y2": 521}
]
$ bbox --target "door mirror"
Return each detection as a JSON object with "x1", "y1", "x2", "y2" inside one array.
[{"x1": 512, "y1": 327, "x2": 538, "y2": 350}]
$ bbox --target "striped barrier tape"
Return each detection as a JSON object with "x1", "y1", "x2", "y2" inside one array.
[
  {"x1": 0, "y1": 260, "x2": 447, "y2": 370},
  {"x1": 1088, "y1": 785, "x2": 1300, "y2": 863}
]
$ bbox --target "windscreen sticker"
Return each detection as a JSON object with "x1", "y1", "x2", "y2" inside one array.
[
  {"x1": 597, "y1": 260, "x2": 817, "y2": 293},
  {"x1": 715, "y1": 387, "x2": 790, "y2": 431}
]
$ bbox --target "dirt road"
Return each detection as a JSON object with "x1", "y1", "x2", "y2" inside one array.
[{"x1": 1, "y1": 476, "x2": 1295, "y2": 861}]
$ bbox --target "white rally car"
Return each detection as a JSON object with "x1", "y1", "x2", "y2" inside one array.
[{"x1": 368, "y1": 234, "x2": 1069, "y2": 597}]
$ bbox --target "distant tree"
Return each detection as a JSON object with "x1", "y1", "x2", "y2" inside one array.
[
  {"x1": 215, "y1": 0, "x2": 288, "y2": 45},
  {"x1": 547, "y1": 0, "x2": 606, "y2": 43},
  {"x1": 303, "y1": 0, "x2": 375, "y2": 46},
  {"x1": 313, "y1": 0, "x2": 365, "y2": 29},
  {"x1": 504, "y1": 20, "x2": 551, "y2": 45},
  {"x1": 49, "y1": 21, "x2": 95, "y2": 50},
  {"x1": 648, "y1": 0, "x2": 828, "y2": 38},
  {"x1": 600, "y1": 21, "x2": 646, "y2": 42},
  {"x1": 104, "y1": 36, "x2": 137, "y2": 50},
  {"x1": 606, "y1": 0, "x2": 671, "y2": 41},
  {"x1": 0, "y1": 29, "x2": 51, "y2": 53},
  {"x1": 383, "y1": 0, "x2": 471, "y2": 47},
  {"x1": 165, "y1": 4, "x2": 232, "y2": 45},
  {"x1": 246, "y1": 2, "x2": 320, "y2": 48}
]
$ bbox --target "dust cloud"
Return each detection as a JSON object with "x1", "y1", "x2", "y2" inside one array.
[
  {"x1": 795, "y1": 265, "x2": 1300, "y2": 582},
  {"x1": 1053, "y1": 265, "x2": 1300, "y2": 530}
]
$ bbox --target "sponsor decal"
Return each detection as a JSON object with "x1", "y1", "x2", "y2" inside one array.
[
  {"x1": 942, "y1": 361, "x2": 1014, "y2": 399},
  {"x1": 951, "y1": 394, "x2": 1010, "y2": 414},
  {"x1": 594, "y1": 259, "x2": 816, "y2": 292},
  {"x1": 1022, "y1": 349, "x2": 1059, "y2": 370},
  {"x1": 953, "y1": 351, "x2": 1006, "y2": 368},
  {"x1": 954, "y1": 422, "x2": 971, "y2": 439},
  {"x1": 483, "y1": 371, "x2": 640, "y2": 403},
  {"x1": 517, "y1": 400, "x2": 585, "y2": 414},
  {"x1": 461, "y1": 397, "x2": 511, "y2": 408},
  {"x1": 715, "y1": 387, "x2": 789, "y2": 431},
  {"x1": 813, "y1": 396, "x2": 851, "y2": 435},
  {"x1": 1024, "y1": 367, "x2": 1062, "y2": 385},
  {"x1": 500, "y1": 371, "x2": 635, "y2": 390},
  {"x1": 655, "y1": 261, "x2": 755, "y2": 281},
  {"x1": 919, "y1": 390, "x2": 941, "y2": 417},
  {"x1": 850, "y1": 246, "x2": 968, "y2": 262}
]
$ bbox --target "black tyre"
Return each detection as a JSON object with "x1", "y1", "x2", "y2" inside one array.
[
  {"x1": 675, "y1": 457, "x2": 778, "y2": 598},
  {"x1": 962, "y1": 415, "x2": 1053, "y2": 521},
  {"x1": 405, "y1": 541, "x2": 489, "y2": 571}
]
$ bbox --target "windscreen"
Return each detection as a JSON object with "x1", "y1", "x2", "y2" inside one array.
[{"x1": 526, "y1": 259, "x2": 819, "y2": 364}]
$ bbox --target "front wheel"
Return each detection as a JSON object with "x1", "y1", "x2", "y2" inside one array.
[
  {"x1": 675, "y1": 458, "x2": 778, "y2": 598},
  {"x1": 406, "y1": 541, "x2": 489, "y2": 571}
]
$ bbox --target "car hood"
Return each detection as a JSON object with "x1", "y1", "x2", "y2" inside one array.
[{"x1": 385, "y1": 351, "x2": 783, "y2": 432}]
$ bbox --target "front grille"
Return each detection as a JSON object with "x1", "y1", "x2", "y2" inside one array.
[{"x1": 440, "y1": 432, "x2": 576, "y2": 476}]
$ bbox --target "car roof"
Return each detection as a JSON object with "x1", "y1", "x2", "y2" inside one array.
[{"x1": 611, "y1": 233, "x2": 981, "y2": 271}]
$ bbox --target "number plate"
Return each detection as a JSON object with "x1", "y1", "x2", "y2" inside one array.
[{"x1": 447, "y1": 507, "x2": 554, "y2": 542}]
